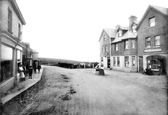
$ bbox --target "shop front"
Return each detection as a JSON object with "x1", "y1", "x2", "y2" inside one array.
[{"x1": 146, "y1": 55, "x2": 166, "y2": 75}]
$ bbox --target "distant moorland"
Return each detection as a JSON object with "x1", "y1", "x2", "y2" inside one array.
[{"x1": 38, "y1": 57, "x2": 98, "y2": 69}]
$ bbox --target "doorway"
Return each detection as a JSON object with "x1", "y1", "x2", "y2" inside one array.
[
  {"x1": 107, "y1": 57, "x2": 110, "y2": 68},
  {"x1": 139, "y1": 56, "x2": 143, "y2": 72}
]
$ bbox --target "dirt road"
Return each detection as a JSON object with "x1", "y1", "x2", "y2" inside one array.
[
  {"x1": 70, "y1": 69, "x2": 167, "y2": 115},
  {"x1": 6, "y1": 66, "x2": 167, "y2": 115}
]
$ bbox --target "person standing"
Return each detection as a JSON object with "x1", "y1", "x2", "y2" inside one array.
[
  {"x1": 37, "y1": 61, "x2": 41, "y2": 73},
  {"x1": 28, "y1": 58, "x2": 33, "y2": 79}
]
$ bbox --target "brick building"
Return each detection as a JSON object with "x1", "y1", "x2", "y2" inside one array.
[
  {"x1": 99, "y1": 28, "x2": 116, "y2": 68},
  {"x1": 137, "y1": 5, "x2": 168, "y2": 75},
  {"x1": 99, "y1": 5, "x2": 168, "y2": 75},
  {"x1": 111, "y1": 16, "x2": 138, "y2": 72},
  {"x1": 0, "y1": 0, "x2": 26, "y2": 93}
]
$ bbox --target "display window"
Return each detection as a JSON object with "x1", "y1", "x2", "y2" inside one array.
[{"x1": 0, "y1": 44, "x2": 13, "y2": 83}]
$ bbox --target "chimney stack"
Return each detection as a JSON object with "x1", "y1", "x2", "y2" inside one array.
[{"x1": 129, "y1": 15, "x2": 137, "y2": 30}]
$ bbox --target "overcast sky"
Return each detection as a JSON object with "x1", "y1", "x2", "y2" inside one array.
[{"x1": 16, "y1": 0, "x2": 168, "y2": 62}]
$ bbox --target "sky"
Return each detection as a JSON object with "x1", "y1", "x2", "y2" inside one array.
[{"x1": 16, "y1": 0, "x2": 168, "y2": 62}]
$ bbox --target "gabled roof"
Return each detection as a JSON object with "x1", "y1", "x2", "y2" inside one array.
[
  {"x1": 99, "y1": 28, "x2": 116, "y2": 42},
  {"x1": 104, "y1": 28, "x2": 116, "y2": 38},
  {"x1": 10, "y1": 0, "x2": 26, "y2": 25},
  {"x1": 136, "y1": 5, "x2": 168, "y2": 29}
]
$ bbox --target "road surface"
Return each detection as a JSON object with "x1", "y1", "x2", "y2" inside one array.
[{"x1": 14, "y1": 66, "x2": 167, "y2": 115}]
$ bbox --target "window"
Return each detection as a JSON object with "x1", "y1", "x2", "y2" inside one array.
[
  {"x1": 103, "y1": 46, "x2": 105, "y2": 52},
  {"x1": 125, "y1": 56, "x2": 129, "y2": 67},
  {"x1": 8, "y1": 8, "x2": 12, "y2": 33},
  {"x1": 105, "y1": 46, "x2": 108, "y2": 52},
  {"x1": 145, "y1": 37, "x2": 151, "y2": 48},
  {"x1": 17, "y1": 50, "x2": 22, "y2": 62},
  {"x1": 132, "y1": 40, "x2": 135, "y2": 49},
  {"x1": 113, "y1": 57, "x2": 116, "y2": 66},
  {"x1": 118, "y1": 30, "x2": 122, "y2": 37},
  {"x1": 104, "y1": 35, "x2": 107, "y2": 41},
  {"x1": 18, "y1": 23, "x2": 21, "y2": 38},
  {"x1": 154, "y1": 36, "x2": 160, "y2": 46},
  {"x1": 132, "y1": 56, "x2": 136, "y2": 66},
  {"x1": 149, "y1": 17, "x2": 155, "y2": 27},
  {"x1": 117, "y1": 57, "x2": 120, "y2": 66},
  {"x1": 114, "y1": 43, "x2": 118, "y2": 51},
  {"x1": 124, "y1": 40, "x2": 129, "y2": 49},
  {"x1": 0, "y1": 44, "x2": 13, "y2": 83},
  {"x1": 132, "y1": 24, "x2": 136, "y2": 33}
]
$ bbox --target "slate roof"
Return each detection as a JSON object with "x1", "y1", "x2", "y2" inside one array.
[
  {"x1": 151, "y1": 5, "x2": 168, "y2": 16},
  {"x1": 103, "y1": 28, "x2": 116, "y2": 38},
  {"x1": 121, "y1": 31, "x2": 137, "y2": 40},
  {"x1": 111, "y1": 36, "x2": 122, "y2": 43},
  {"x1": 112, "y1": 30, "x2": 137, "y2": 43},
  {"x1": 99, "y1": 28, "x2": 116, "y2": 42}
]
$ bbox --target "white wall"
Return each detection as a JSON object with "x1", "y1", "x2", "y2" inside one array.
[{"x1": 103, "y1": 57, "x2": 107, "y2": 68}]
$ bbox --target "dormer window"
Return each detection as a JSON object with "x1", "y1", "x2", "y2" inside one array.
[
  {"x1": 132, "y1": 24, "x2": 136, "y2": 33},
  {"x1": 118, "y1": 30, "x2": 122, "y2": 37},
  {"x1": 149, "y1": 17, "x2": 155, "y2": 27}
]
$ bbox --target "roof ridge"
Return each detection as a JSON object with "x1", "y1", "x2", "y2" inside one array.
[{"x1": 150, "y1": 5, "x2": 168, "y2": 15}]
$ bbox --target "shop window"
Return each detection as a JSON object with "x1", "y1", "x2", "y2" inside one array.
[
  {"x1": 117, "y1": 57, "x2": 120, "y2": 66},
  {"x1": 149, "y1": 17, "x2": 155, "y2": 27},
  {"x1": 145, "y1": 37, "x2": 151, "y2": 48},
  {"x1": 132, "y1": 56, "x2": 136, "y2": 66},
  {"x1": 0, "y1": 44, "x2": 13, "y2": 83},
  {"x1": 154, "y1": 36, "x2": 160, "y2": 46},
  {"x1": 125, "y1": 56, "x2": 129, "y2": 67}
]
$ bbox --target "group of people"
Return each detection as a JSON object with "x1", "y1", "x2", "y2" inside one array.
[
  {"x1": 18, "y1": 59, "x2": 41, "y2": 81},
  {"x1": 95, "y1": 64, "x2": 105, "y2": 75}
]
